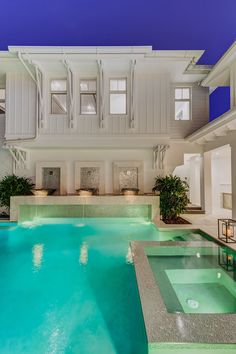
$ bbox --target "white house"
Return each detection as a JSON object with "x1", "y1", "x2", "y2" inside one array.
[{"x1": 0, "y1": 43, "x2": 235, "y2": 217}]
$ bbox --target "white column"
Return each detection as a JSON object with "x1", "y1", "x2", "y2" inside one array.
[
  {"x1": 231, "y1": 141, "x2": 236, "y2": 218},
  {"x1": 97, "y1": 60, "x2": 105, "y2": 129},
  {"x1": 203, "y1": 151, "x2": 212, "y2": 214},
  {"x1": 63, "y1": 61, "x2": 75, "y2": 129},
  {"x1": 130, "y1": 59, "x2": 136, "y2": 129},
  {"x1": 230, "y1": 62, "x2": 236, "y2": 109},
  {"x1": 199, "y1": 155, "x2": 205, "y2": 210}
]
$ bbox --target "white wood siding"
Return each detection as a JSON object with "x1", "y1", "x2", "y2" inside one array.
[
  {"x1": 4, "y1": 66, "x2": 209, "y2": 140},
  {"x1": 171, "y1": 85, "x2": 209, "y2": 138},
  {"x1": 5, "y1": 72, "x2": 36, "y2": 139},
  {"x1": 42, "y1": 69, "x2": 172, "y2": 136},
  {"x1": 0, "y1": 114, "x2": 5, "y2": 141}
]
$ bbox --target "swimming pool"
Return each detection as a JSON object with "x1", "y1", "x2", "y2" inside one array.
[
  {"x1": 0, "y1": 218, "x2": 161, "y2": 354},
  {"x1": 0, "y1": 218, "x2": 226, "y2": 353}
]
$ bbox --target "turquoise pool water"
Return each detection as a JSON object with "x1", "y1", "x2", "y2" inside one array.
[
  {"x1": 0, "y1": 219, "x2": 221, "y2": 353},
  {"x1": 147, "y1": 245, "x2": 236, "y2": 314},
  {"x1": 0, "y1": 218, "x2": 162, "y2": 354}
]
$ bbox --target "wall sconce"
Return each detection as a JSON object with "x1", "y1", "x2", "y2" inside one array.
[
  {"x1": 218, "y1": 219, "x2": 236, "y2": 243},
  {"x1": 218, "y1": 247, "x2": 235, "y2": 272}
]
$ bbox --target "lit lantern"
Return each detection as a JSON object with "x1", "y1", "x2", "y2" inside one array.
[
  {"x1": 218, "y1": 219, "x2": 236, "y2": 243},
  {"x1": 218, "y1": 247, "x2": 235, "y2": 271}
]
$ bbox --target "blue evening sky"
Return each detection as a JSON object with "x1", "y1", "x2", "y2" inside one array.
[{"x1": 0, "y1": 0, "x2": 236, "y2": 64}]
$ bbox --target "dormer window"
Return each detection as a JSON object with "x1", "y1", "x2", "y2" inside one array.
[
  {"x1": 109, "y1": 79, "x2": 127, "y2": 115},
  {"x1": 80, "y1": 79, "x2": 97, "y2": 115},
  {"x1": 0, "y1": 89, "x2": 5, "y2": 114},
  {"x1": 175, "y1": 87, "x2": 191, "y2": 120},
  {"x1": 51, "y1": 80, "x2": 67, "y2": 114}
]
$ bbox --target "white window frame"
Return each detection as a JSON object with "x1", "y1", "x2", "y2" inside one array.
[
  {"x1": 174, "y1": 86, "x2": 192, "y2": 121},
  {"x1": 0, "y1": 88, "x2": 6, "y2": 114},
  {"x1": 109, "y1": 78, "x2": 127, "y2": 115},
  {"x1": 79, "y1": 78, "x2": 97, "y2": 115},
  {"x1": 50, "y1": 79, "x2": 68, "y2": 115}
]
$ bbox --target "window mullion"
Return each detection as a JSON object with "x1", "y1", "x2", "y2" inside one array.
[{"x1": 79, "y1": 79, "x2": 97, "y2": 115}]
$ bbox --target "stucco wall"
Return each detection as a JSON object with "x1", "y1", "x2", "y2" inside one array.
[
  {"x1": 203, "y1": 131, "x2": 236, "y2": 217},
  {"x1": 13, "y1": 142, "x2": 202, "y2": 194}
]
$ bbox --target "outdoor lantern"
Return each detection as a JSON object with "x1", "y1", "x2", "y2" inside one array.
[
  {"x1": 218, "y1": 247, "x2": 235, "y2": 272},
  {"x1": 218, "y1": 219, "x2": 236, "y2": 243}
]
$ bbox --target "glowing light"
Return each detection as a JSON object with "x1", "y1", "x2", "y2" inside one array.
[
  {"x1": 217, "y1": 272, "x2": 222, "y2": 279},
  {"x1": 196, "y1": 252, "x2": 201, "y2": 258},
  {"x1": 21, "y1": 221, "x2": 36, "y2": 228},
  {"x1": 79, "y1": 242, "x2": 88, "y2": 265},
  {"x1": 186, "y1": 298, "x2": 199, "y2": 309},
  {"x1": 142, "y1": 221, "x2": 152, "y2": 225},
  {"x1": 222, "y1": 223, "x2": 234, "y2": 238},
  {"x1": 75, "y1": 223, "x2": 86, "y2": 228},
  {"x1": 32, "y1": 243, "x2": 44, "y2": 270}
]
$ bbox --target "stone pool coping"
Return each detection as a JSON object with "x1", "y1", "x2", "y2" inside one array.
[
  {"x1": 155, "y1": 217, "x2": 236, "y2": 253},
  {"x1": 131, "y1": 240, "x2": 236, "y2": 345}
]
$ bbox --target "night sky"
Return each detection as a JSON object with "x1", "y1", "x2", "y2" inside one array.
[{"x1": 0, "y1": 0, "x2": 236, "y2": 64}]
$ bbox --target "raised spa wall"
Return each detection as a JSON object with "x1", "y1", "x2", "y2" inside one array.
[
  {"x1": 131, "y1": 240, "x2": 236, "y2": 354},
  {"x1": 10, "y1": 195, "x2": 160, "y2": 222}
]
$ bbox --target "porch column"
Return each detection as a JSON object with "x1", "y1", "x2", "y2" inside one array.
[
  {"x1": 231, "y1": 141, "x2": 236, "y2": 218},
  {"x1": 203, "y1": 151, "x2": 212, "y2": 214},
  {"x1": 199, "y1": 154, "x2": 205, "y2": 210},
  {"x1": 230, "y1": 62, "x2": 236, "y2": 109}
]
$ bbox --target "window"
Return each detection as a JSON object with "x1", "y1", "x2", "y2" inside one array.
[
  {"x1": 0, "y1": 89, "x2": 5, "y2": 114},
  {"x1": 174, "y1": 87, "x2": 191, "y2": 120},
  {"x1": 109, "y1": 79, "x2": 127, "y2": 115},
  {"x1": 51, "y1": 80, "x2": 67, "y2": 114},
  {"x1": 80, "y1": 79, "x2": 97, "y2": 115}
]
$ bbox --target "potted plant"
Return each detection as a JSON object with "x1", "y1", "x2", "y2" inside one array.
[
  {"x1": 153, "y1": 175, "x2": 190, "y2": 224},
  {"x1": 0, "y1": 175, "x2": 34, "y2": 213}
]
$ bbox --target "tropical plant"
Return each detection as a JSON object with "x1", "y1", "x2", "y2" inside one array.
[
  {"x1": 0, "y1": 175, "x2": 34, "y2": 210},
  {"x1": 153, "y1": 175, "x2": 189, "y2": 222}
]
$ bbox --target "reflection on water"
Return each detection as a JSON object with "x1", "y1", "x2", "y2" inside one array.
[
  {"x1": 126, "y1": 246, "x2": 133, "y2": 264},
  {"x1": 48, "y1": 327, "x2": 61, "y2": 354},
  {"x1": 22, "y1": 221, "x2": 37, "y2": 228},
  {"x1": 32, "y1": 244, "x2": 44, "y2": 270},
  {"x1": 79, "y1": 242, "x2": 88, "y2": 265},
  {"x1": 75, "y1": 223, "x2": 86, "y2": 228}
]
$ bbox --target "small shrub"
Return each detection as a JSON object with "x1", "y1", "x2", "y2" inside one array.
[
  {"x1": 153, "y1": 175, "x2": 189, "y2": 222},
  {"x1": 0, "y1": 175, "x2": 34, "y2": 210}
]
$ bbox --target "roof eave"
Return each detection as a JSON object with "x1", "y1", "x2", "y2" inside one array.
[
  {"x1": 201, "y1": 41, "x2": 236, "y2": 87},
  {"x1": 186, "y1": 107, "x2": 236, "y2": 144}
]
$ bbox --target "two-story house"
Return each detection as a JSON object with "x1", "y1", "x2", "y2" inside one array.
[{"x1": 1, "y1": 44, "x2": 235, "y2": 218}]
